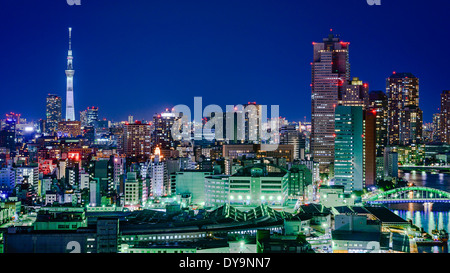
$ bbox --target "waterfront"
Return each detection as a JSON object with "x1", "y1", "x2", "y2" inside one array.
[{"x1": 388, "y1": 170, "x2": 450, "y2": 253}]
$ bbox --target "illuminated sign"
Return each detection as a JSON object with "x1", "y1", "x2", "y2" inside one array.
[{"x1": 68, "y1": 152, "x2": 80, "y2": 161}]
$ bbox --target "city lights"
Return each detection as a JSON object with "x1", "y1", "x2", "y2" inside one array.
[{"x1": 0, "y1": 0, "x2": 449, "y2": 261}]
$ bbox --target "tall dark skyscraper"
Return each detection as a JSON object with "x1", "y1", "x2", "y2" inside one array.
[
  {"x1": 368, "y1": 90, "x2": 388, "y2": 156},
  {"x1": 0, "y1": 114, "x2": 17, "y2": 155},
  {"x1": 363, "y1": 109, "x2": 377, "y2": 189},
  {"x1": 386, "y1": 72, "x2": 422, "y2": 145},
  {"x1": 440, "y1": 90, "x2": 450, "y2": 144},
  {"x1": 46, "y1": 94, "x2": 62, "y2": 134},
  {"x1": 311, "y1": 32, "x2": 350, "y2": 174},
  {"x1": 280, "y1": 124, "x2": 305, "y2": 160},
  {"x1": 151, "y1": 110, "x2": 178, "y2": 151}
]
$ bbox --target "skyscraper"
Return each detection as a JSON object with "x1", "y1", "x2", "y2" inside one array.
[
  {"x1": 368, "y1": 91, "x2": 388, "y2": 156},
  {"x1": 368, "y1": 90, "x2": 388, "y2": 180},
  {"x1": 440, "y1": 90, "x2": 450, "y2": 144},
  {"x1": 363, "y1": 109, "x2": 376, "y2": 190},
  {"x1": 432, "y1": 113, "x2": 441, "y2": 142},
  {"x1": 340, "y1": 77, "x2": 369, "y2": 108},
  {"x1": 80, "y1": 107, "x2": 99, "y2": 128},
  {"x1": 280, "y1": 124, "x2": 305, "y2": 160},
  {"x1": 386, "y1": 72, "x2": 422, "y2": 145},
  {"x1": 244, "y1": 102, "x2": 262, "y2": 144},
  {"x1": 311, "y1": 32, "x2": 350, "y2": 174},
  {"x1": 65, "y1": 27, "x2": 76, "y2": 121},
  {"x1": 0, "y1": 115, "x2": 17, "y2": 155},
  {"x1": 334, "y1": 105, "x2": 363, "y2": 194},
  {"x1": 122, "y1": 121, "x2": 152, "y2": 159},
  {"x1": 45, "y1": 94, "x2": 62, "y2": 134},
  {"x1": 151, "y1": 110, "x2": 178, "y2": 151}
]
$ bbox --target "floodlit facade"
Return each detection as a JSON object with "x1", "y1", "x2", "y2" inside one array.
[{"x1": 65, "y1": 28, "x2": 76, "y2": 122}]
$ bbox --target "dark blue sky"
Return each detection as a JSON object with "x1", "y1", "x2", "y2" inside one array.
[{"x1": 1, "y1": 0, "x2": 449, "y2": 123}]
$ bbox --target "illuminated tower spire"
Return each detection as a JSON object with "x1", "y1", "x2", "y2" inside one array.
[{"x1": 65, "y1": 27, "x2": 76, "y2": 121}]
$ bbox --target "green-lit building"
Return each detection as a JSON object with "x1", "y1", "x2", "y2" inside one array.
[
  {"x1": 33, "y1": 210, "x2": 87, "y2": 231},
  {"x1": 174, "y1": 170, "x2": 213, "y2": 206},
  {"x1": 286, "y1": 164, "x2": 312, "y2": 201},
  {"x1": 228, "y1": 163, "x2": 289, "y2": 206},
  {"x1": 334, "y1": 106, "x2": 364, "y2": 193}
]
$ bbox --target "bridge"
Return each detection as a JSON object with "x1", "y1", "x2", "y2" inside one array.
[{"x1": 364, "y1": 186, "x2": 450, "y2": 204}]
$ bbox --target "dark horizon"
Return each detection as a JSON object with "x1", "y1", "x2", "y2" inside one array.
[{"x1": 1, "y1": 0, "x2": 450, "y2": 123}]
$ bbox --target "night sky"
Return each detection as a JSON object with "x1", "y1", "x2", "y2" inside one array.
[{"x1": 1, "y1": 0, "x2": 449, "y2": 123}]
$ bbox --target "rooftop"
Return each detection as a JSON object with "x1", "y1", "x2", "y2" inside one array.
[{"x1": 333, "y1": 205, "x2": 409, "y2": 224}]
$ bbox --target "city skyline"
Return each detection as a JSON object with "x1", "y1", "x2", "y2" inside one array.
[
  {"x1": 3, "y1": 1, "x2": 450, "y2": 256},
  {"x1": 1, "y1": 0, "x2": 450, "y2": 123}
]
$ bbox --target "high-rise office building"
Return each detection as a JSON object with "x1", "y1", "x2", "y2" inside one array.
[
  {"x1": 334, "y1": 105, "x2": 363, "y2": 194},
  {"x1": 340, "y1": 77, "x2": 369, "y2": 108},
  {"x1": 151, "y1": 110, "x2": 178, "y2": 151},
  {"x1": 122, "y1": 121, "x2": 152, "y2": 159},
  {"x1": 311, "y1": 33, "x2": 350, "y2": 174},
  {"x1": 80, "y1": 107, "x2": 99, "y2": 128},
  {"x1": 364, "y1": 110, "x2": 376, "y2": 189},
  {"x1": 368, "y1": 90, "x2": 388, "y2": 181},
  {"x1": 87, "y1": 159, "x2": 115, "y2": 203},
  {"x1": 244, "y1": 102, "x2": 262, "y2": 144},
  {"x1": 440, "y1": 90, "x2": 450, "y2": 144},
  {"x1": 65, "y1": 27, "x2": 76, "y2": 122},
  {"x1": 46, "y1": 94, "x2": 62, "y2": 134},
  {"x1": 149, "y1": 148, "x2": 169, "y2": 197},
  {"x1": 400, "y1": 105, "x2": 423, "y2": 144},
  {"x1": 280, "y1": 125, "x2": 305, "y2": 160},
  {"x1": 368, "y1": 91, "x2": 388, "y2": 156},
  {"x1": 0, "y1": 115, "x2": 17, "y2": 155},
  {"x1": 432, "y1": 113, "x2": 441, "y2": 142},
  {"x1": 386, "y1": 72, "x2": 422, "y2": 145},
  {"x1": 86, "y1": 107, "x2": 98, "y2": 127},
  {"x1": 383, "y1": 147, "x2": 398, "y2": 179}
]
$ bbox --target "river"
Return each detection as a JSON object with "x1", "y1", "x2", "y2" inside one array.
[{"x1": 386, "y1": 170, "x2": 450, "y2": 253}]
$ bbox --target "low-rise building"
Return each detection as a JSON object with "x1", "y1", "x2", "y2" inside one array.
[{"x1": 319, "y1": 185, "x2": 355, "y2": 208}]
